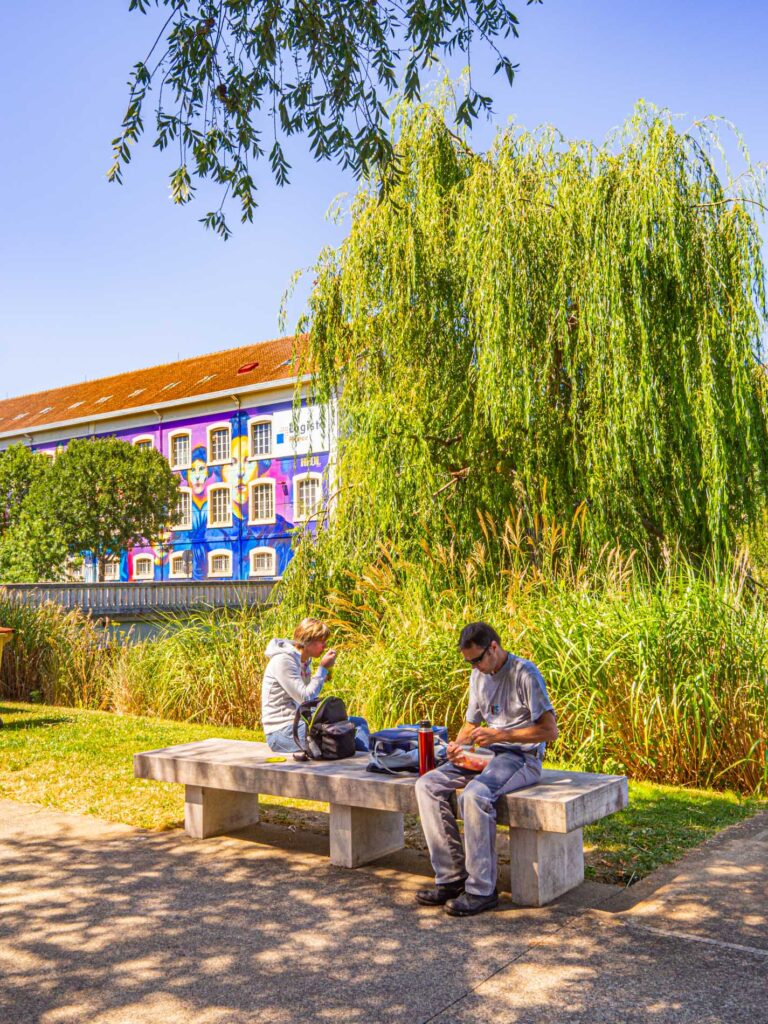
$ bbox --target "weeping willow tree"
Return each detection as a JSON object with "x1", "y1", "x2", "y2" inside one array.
[{"x1": 291, "y1": 99, "x2": 768, "y2": 596}]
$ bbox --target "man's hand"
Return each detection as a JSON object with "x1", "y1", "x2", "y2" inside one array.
[
  {"x1": 469, "y1": 726, "x2": 501, "y2": 747},
  {"x1": 446, "y1": 740, "x2": 464, "y2": 764},
  {"x1": 447, "y1": 722, "x2": 477, "y2": 762},
  {"x1": 320, "y1": 649, "x2": 337, "y2": 669}
]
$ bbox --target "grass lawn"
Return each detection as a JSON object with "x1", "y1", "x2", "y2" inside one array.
[{"x1": 1, "y1": 701, "x2": 764, "y2": 886}]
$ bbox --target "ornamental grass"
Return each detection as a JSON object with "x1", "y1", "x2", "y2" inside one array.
[{"x1": 2, "y1": 518, "x2": 765, "y2": 795}]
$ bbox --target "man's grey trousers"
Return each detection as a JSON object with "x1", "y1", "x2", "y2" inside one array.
[{"x1": 415, "y1": 750, "x2": 542, "y2": 897}]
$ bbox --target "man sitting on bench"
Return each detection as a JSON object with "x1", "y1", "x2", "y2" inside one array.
[{"x1": 415, "y1": 621, "x2": 558, "y2": 917}]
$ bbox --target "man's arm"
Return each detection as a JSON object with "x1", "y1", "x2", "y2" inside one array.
[
  {"x1": 272, "y1": 654, "x2": 327, "y2": 704},
  {"x1": 469, "y1": 711, "x2": 558, "y2": 748}
]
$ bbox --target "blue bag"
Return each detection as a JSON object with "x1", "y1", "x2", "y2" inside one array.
[{"x1": 366, "y1": 725, "x2": 448, "y2": 775}]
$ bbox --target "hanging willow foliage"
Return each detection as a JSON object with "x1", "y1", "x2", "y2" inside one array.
[{"x1": 294, "y1": 99, "x2": 768, "y2": 592}]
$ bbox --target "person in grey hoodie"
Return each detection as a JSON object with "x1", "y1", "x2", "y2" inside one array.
[{"x1": 262, "y1": 617, "x2": 369, "y2": 753}]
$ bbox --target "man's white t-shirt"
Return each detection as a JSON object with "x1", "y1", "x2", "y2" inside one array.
[{"x1": 466, "y1": 653, "x2": 555, "y2": 758}]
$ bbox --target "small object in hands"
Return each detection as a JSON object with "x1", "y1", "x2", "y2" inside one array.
[
  {"x1": 418, "y1": 719, "x2": 436, "y2": 775},
  {"x1": 453, "y1": 746, "x2": 494, "y2": 772}
]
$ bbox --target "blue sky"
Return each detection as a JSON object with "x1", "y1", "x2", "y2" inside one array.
[{"x1": 2, "y1": 0, "x2": 767, "y2": 399}]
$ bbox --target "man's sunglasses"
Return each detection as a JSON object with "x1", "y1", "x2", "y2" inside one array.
[{"x1": 466, "y1": 644, "x2": 491, "y2": 666}]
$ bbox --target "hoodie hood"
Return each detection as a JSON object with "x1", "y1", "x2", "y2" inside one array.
[{"x1": 265, "y1": 638, "x2": 299, "y2": 659}]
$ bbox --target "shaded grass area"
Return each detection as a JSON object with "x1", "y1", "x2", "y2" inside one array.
[
  {"x1": 0, "y1": 702, "x2": 763, "y2": 886},
  {"x1": 0, "y1": 702, "x2": 257, "y2": 830}
]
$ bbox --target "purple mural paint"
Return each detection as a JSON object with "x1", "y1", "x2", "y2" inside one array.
[{"x1": 35, "y1": 398, "x2": 332, "y2": 582}]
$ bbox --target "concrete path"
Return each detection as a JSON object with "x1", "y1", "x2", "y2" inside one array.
[{"x1": 1, "y1": 800, "x2": 766, "y2": 1023}]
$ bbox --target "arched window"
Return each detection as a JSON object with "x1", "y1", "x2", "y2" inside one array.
[
  {"x1": 208, "y1": 485, "x2": 232, "y2": 527},
  {"x1": 207, "y1": 423, "x2": 232, "y2": 464},
  {"x1": 102, "y1": 559, "x2": 120, "y2": 581},
  {"x1": 250, "y1": 547, "x2": 277, "y2": 577},
  {"x1": 170, "y1": 552, "x2": 192, "y2": 578},
  {"x1": 168, "y1": 430, "x2": 191, "y2": 469},
  {"x1": 248, "y1": 416, "x2": 273, "y2": 458},
  {"x1": 293, "y1": 473, "x2": 323, "y2": 521},
  {"x1": 248, "y1": 479, "x2": 276, "y2": 524},
  {"x1": 175, "y1": 488, "x2": 193, "y2": 530},
  {"x1": 133, "y1": 556, "x2": 154, "y2": 580},
  {"x1": 208, "y1": 549, "x2": 232, "y2": 577}
]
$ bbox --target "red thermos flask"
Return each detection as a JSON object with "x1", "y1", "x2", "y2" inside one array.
[{"x1": 417, "y1": 720, "x2": 436, "y2": 775}]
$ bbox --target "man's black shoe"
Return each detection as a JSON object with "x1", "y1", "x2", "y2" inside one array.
[
  {"x1": 444, "y1": 889, "x2": 499, "y2": 917},
  {"x1": 415, "y1": 880, "x2": 466, "y2": 906}
]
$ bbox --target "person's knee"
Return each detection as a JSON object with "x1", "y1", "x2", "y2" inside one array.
[
  {"x1": 461, "y1": 780, "x2": 494, "y2": 812},
  {"x1": 414, "y1": 771, "x2": 435, "y2": 797},
  {"x1": 266, "y1": 730, "x2": 299, "y2": 754},
  {"x1": 415, "y1": 768, "x2": 448, "y2": 800}
]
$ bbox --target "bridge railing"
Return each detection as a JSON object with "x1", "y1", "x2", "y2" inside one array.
[{"x1": 0, "y1": 581, "x2": 277, "y2": 617}]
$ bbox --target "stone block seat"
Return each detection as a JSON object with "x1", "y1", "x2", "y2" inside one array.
[{"x1": 134, "y1": 739, "x2": 628, "y2": 907}]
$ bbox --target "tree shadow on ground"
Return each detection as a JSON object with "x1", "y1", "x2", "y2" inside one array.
[
  {"x1": 0, "y1": 808, "x2": 574, "y2": 1024},
  {"x1": 1, "y1": 807, "x2": 765, "y2": 1024},
  {"x1": 0, "y1": 712, "x2": 75, "y2": 731}
]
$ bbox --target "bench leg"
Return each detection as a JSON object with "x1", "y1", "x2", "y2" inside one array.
[
  {"x1": 507, "y1": 827, "x2": 584, "y2": 907},
  {"x1": 329, "y1": 804, "x2": 405, "y2": 868},
  {"x1": 184, "y1": 785, "x2": 260, "y2": 839}
]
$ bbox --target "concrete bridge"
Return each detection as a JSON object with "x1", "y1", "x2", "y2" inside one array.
[{"x1": 0, "y1": 581, "x2": 276, "y2": 621}]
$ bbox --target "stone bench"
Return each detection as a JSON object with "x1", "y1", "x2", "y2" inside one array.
[{"x1": 134, "y1": 738, "x2": 628, "y2": 907}]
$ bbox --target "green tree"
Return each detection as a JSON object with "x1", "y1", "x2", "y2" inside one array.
[
  {"x1": 0, "y1": 444, "x2": 50, "y2": 536},
  {"x1": 111, "y1": 0, "x2": 542, "y2": 236},
  {"x1": 0, "y1": 514, "x2": 70, "y2": 584},
  {"x1": 291, "y1": 100, "x2": 768, "y2": 600},
  {"x1": 6, "y1": 438, "x2": 182, "y2": 582}
]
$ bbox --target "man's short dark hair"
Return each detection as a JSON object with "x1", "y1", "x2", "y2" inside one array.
[{"x1": 458, "y1": 622, "x2": 501, "y2": 651}]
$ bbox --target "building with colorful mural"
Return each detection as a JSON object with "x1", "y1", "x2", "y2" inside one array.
[{"x1": 0, "y1": 337, "x2": 332, "y2": 581}]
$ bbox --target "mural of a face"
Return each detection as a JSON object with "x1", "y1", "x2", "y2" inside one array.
[
  {"x1": 223, "y1": 434, "x2": 250, "y2": 521},
  {"x1": 189, "y1": 445, "x2": 208, "y2": 497}
]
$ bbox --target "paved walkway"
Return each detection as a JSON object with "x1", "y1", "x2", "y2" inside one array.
[{"x1": 1, "y1": 800, "x2": 765, "y2": 1023}]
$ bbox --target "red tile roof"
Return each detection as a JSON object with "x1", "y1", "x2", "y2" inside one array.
[{"x1": 0, "y1": 336, "x2": 303, "y2": 436}]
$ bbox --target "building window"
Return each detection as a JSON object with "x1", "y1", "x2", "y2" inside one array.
[
  {"x1": 208, "y1": 486, "x2": 232, "y2": 527},
  {"x1": 133, "y1": 556, "x2": 154, "y2": 580},
  {"x1": 170, "y1": 552, "x2": 192, "y2": 579},
  {"x1": 208, "y1": 425, "x2": 231, "y2": 464},
  {"x1": 249, "y1": 418, "x2": 273, "y2": 458},
  {"x1": 249, "y1": 480, "x2": 275, "y2": 524},
  {"x1": 175, "y1": 488, "x2": 192, "y2": 530},
  {"x1": 169, "y1": 431, "x2": 191, "y2": 469},
  {"x1": 208, "y1": 550, "x2": 232, "y2": 577},
  {"x1": 102, "y1": 560, "x2": 120, "y2": 581},
  {"x1": 250, "y1": 547, "x2": 277, "y2": 577},
  {"x1": 132, "y1": 435, "x2": 154, "y2": 452},
  {"x1": 294, "y1": 473, "x2": 322, "y2": 521}
]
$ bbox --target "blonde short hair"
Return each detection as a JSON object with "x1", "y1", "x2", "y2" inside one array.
[{"x1": 293, "y1": 617, "x2": 331, "y2": 647}]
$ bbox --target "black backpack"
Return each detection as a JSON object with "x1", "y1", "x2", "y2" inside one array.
[{"x1": 292, "y1": 695, "x2": 356, "y2": 761}]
